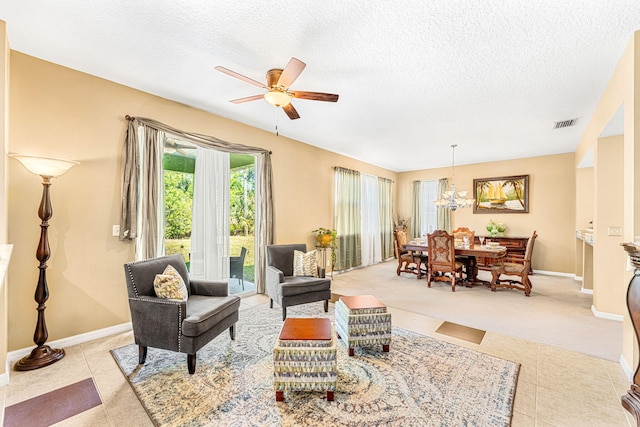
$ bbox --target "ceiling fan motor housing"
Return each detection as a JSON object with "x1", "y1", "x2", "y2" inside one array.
[{"x1": 266, "y1": 69, "x2": 284, "y2": 88}]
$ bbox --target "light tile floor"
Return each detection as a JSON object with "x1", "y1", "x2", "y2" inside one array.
[{"x1": 0, "y1": 293, "x2": 632, "y2": 426}]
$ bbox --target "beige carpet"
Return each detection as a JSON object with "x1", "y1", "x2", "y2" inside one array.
[{"x1": 331, "y1": 261, "x2": 622, "y2": 361}]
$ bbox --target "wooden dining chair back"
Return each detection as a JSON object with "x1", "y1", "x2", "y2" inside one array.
[
  {"x1": 490, "y1": 230, "x2": 538, "y2": 296},
  {"x1": 452, "y1": 227, "x2": 476, "y2": 279},
  {"x1": 427, "y1": 230, "x2": 463, "y2": 291},
  {"x1": 452, "y1": 227, "x2": 475, "y2": 245},
  {"x1": 393, "y1": 229, "x2": 425, "y2": 278}
]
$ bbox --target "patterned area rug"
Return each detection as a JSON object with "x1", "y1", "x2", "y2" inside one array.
[{"x1": 111, "y1": 303, "x2": 519, "y2": 426}]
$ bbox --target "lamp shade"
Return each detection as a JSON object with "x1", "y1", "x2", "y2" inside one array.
[
  {"x1": 263, "y1": 90, "x2": 291, "y2": 107},
  {"x1": 9, "y1": 154, "x2": 79, "y2": 178}
]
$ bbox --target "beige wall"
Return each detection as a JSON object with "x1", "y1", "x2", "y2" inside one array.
[
  {"x1": 0, "y1": 21, "x2": 9, "y2": 379},
  {"x1": 398, "y1": 153, "x2": 576, "y2": 273},
  {"x1": 593, "y1": 135, "x2": 625, "y2": 314},
  {"x1": 7, "y1": 51, "x2": 397, "y2": 351},
  {"x1": 575, "y1": 167, "x2": 593, "y2": 281},
  {"x1": 574, "y1": 32, "x2": 638, "y2": 373}
]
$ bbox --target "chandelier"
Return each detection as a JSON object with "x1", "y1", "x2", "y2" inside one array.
[{"x1": 433, "y1": 144, "x2": 474, "y2": 211}]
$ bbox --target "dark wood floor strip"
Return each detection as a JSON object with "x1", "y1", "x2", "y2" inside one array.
[
  {"x1": 435, "y1": 321, "x2": 486, "y2": 344},
  {"x1": 4, "y1": 377, "x2": 102, "y2": 427}
]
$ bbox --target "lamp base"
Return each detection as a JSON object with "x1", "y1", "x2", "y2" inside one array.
[{"x1": 14, "y1": 345, "x2": 65, "y2": 371}]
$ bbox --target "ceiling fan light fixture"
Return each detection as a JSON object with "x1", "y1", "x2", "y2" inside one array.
[{"x1": 263, "y1": 90, "x2": 291, "y2": 107}]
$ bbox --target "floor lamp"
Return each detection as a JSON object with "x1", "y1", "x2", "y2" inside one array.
[{"x1": 9, "y1": 154, "x2": 79, "y2": 371}]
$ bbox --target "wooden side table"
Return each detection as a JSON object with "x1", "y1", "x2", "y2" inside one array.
[
  {"x1": 335, "y1": 295, "x2": 391, "y2": 356},
  {"x1": 273, "y1": 317, "x2": 337, "y2": 402}
]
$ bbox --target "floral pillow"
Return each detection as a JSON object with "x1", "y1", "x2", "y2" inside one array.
[
  {"x1": 293, "y1": 250, "x2": 318, "y2": 277},
  {"x1": 153, "y1": 264, "x2": 188, "y2": 301}
]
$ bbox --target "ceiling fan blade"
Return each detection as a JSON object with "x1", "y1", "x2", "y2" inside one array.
[
  {"x1": 230, "y1": 94, "x2": 264, "y2": 104},
  {"x1": 282, "y1": 103, "x2": 300, "y2": 120},
  {"x1": 277, "y1": 57, "x2": 306, "y2": 89},
  {"x1": 291, "y1": 91, "x2": 339, "y2": 102},
  {"x1": 215, "y1": 66, "x2": 266, "y2": 89}
]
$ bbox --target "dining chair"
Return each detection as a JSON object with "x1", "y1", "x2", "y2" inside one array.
[
  {"x1": 490, "y1": 230, "x2": 538, "y2": 296},
  {"x1": 452, "y1": 227, "x2": 476, "y2": 281},
  {"x1": 427, "y1": 230, "x2": 464, "y2": 291},
  {"x1": 394, "y1": 228, "x2": 427, "y2": 278},
  {"x1": 230, "y1": 246, "x2": 247, "y2": 291}
]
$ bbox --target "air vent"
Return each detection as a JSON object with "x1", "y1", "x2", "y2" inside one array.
[{"x1": 553, "y1": 118, "x2": 578, "y2": 129}]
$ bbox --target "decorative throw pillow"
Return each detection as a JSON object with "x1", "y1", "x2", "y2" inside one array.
[
  {"x1": 153, "y1": 264, "x2": 189, "y2": 301},
  {"x1": 293, "y1": 250, "x2": 318, "y2": 277}
]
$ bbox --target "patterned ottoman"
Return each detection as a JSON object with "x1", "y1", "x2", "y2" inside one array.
[
  {"x1": 335, "y1": 295, "x2": 391, "y2": 356},
  {"x1": 273, "y1": 317, "x2": 337, "y2": 402}
]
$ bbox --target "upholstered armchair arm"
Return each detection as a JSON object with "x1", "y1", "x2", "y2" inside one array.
[
  {"x1": 267, "y1": 265, "x2": 284, "y2": 284},
  {"x1": 128, "y1": 297, "x2": 185, "y2": 352},
  {"x1": 190, "y1": 279, "x2": 229, "y2": 297},
  {"x1": 266, "y1": 265, "x2": 284, "y2": 299}
]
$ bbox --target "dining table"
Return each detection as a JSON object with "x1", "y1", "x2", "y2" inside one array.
[{"x1": 402, "y1": 241, "x2": 507, "y2": 285}]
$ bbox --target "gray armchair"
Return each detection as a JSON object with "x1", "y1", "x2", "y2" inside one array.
[
  {"x1": 266, "y1": 244, "x2": 331, "y2": 320},
  {"x1": 123, "y1": 254, "x2": 241, "y2": 374}
]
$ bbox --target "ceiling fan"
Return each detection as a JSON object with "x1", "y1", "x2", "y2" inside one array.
[{"x1": 215, "y1": 57, "x2": 339, "y2": 120}]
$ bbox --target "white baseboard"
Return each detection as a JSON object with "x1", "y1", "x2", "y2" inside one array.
[
  {"x1": 621, "y1": 354, "x2": 634, "y2": 381},
  {"x1": 581, "y1": 288, "x2": 593, "y2": 295},
  {"x1": 574, "y1": 276, "x2": 583, "y2": 282},
  {"x1": 591, "y1": 305, "x2": 623, "y2": 322},
  {"x1": 7, "y1": 322, "x2": 133, "y2": 363},
  {"x1": 532, "y1": 269, "x2": 575, "y2": 278}
]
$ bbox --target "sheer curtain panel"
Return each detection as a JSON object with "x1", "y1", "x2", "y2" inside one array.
[
  {"x1": 190, "y1": 147, "x2": 230, "y2": 281},
  {"x1": 360, "y1": 174, "x2": 382, "y2": 266}
]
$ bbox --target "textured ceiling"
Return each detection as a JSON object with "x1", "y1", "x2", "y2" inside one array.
[{"x1": 2, "y1": 1, "x2": 640, "y2": 172}]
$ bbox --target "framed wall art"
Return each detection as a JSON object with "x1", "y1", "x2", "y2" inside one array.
[{"x1": 473, "y1": 175, "x2": 529, "y2": 214}]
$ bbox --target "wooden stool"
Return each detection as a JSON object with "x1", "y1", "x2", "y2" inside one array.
[
  {"x1": 273, "y1": 317, "x2": 337, "y2": 402},
  {"x1": 335, "y1": 295, "x2": 391, "y2": 356}
]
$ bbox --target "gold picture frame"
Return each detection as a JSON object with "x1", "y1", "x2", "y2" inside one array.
[{"x1": 473, "y1": 175, "x2": 529, "y2": 214}]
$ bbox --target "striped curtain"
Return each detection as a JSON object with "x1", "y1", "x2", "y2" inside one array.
[
  {"x1": 334, "y1": 167, "x2": 361, "y2": 270},
  {"x1": 437, "y1": 178, "x2": 451, "y2": 231},
  {"x1": 411, "y1": 180, "x2": 421, "y2": 239},
  {"x1": 378, "y1": 177, "x2": 393, "y2": 259}
]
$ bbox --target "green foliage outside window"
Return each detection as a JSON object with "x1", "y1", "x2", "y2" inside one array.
[
  {"x1": 164, "y1": 171, "x2": 194, "y2": 239},
  {"x1": 230, "y1": 167, "x2": 255, "y2": 236}
]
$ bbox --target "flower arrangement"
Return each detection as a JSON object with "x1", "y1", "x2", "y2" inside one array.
[
  {"x1": 312, "y1": 227, "x2": 338, "y2": 269},
  {"x1": 312, "y1": 227, "x2": 337, "y2": 248},
  {"x1": 393, "y1": 214, "x2": 410, "y2": 230},
  {"x1": 486, "y1": 219, "x2": 506, "y2": 237}
]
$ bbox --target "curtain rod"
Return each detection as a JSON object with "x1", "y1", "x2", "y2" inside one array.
[
  {"x1": 125, "y1": 115, "x2": 272, "y2": 154},
  {"x1": 334, "y1": 166, "x2": 394, "y2": 183}
]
